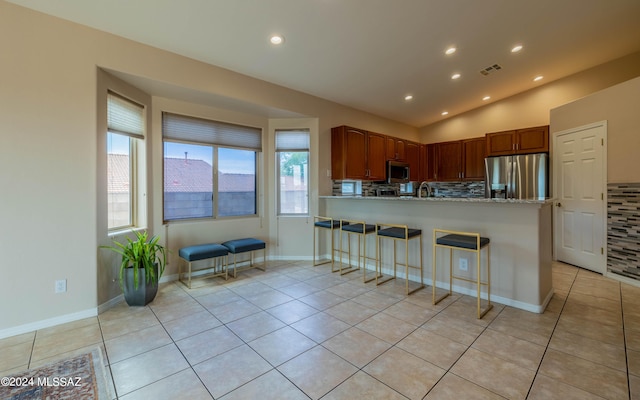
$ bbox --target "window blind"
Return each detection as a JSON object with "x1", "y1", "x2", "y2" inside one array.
[
  {"x1": 163, "y1": 112, "x2": 262, "y2": 151},
  {"x1": 107, "y1": 92, "x2": 144, "y2": 139},
  {"x1": 275, "y1": 129, "x2": 310, "y2": 151}
]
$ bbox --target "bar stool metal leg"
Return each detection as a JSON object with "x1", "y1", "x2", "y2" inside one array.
[
  {"x1": 340, "y1": 221, "x2": 379, "y2": 280},
  {"x1": 433, "y1": 228, "x2": 492, "y2": 318},
  {"x1": 313, "y1": 216, "x2": 342, "y2": 268},
  {"x1": 376, "y1": 223, "x2": 424, "y2": 295}
]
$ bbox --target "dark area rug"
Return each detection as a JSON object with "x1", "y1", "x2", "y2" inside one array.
[{"x1": 0, "y1": 348, "x2": 112, "y2": 400}]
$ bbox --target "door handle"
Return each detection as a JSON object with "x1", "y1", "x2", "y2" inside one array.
[{"x1": 557, "y1": 202, "x2": 562, "y2": 207}]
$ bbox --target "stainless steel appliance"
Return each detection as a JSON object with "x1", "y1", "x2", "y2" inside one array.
[
  {"x1": 387, "y1": 161, "x2": 410, "y2": 183},
  {"x1": 484, "y1": 153, "x2": 548, "y2": 199}
]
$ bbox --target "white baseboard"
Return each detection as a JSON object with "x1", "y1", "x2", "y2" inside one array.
[
  {"x1": 97, "y1": 294, "x2": 124, "y2": 314},
  {"x1": 0, "y1": 308, "x2": 98, "y2": 340},
  {"x1": 2, "y1": 256, "x2": 553, "y2": 340}
]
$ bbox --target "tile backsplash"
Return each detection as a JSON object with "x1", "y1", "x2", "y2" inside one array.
[
  {"x1": 332, "y1": 180, "x2": 485, "y2": 198},
  {"x1": 608, "y1": 182, "x2": 640, "y2": 280}
]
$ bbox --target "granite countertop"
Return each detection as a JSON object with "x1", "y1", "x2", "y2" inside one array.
[{"x1": 319, "y1": 195, "x2": 554, "y2": 205}]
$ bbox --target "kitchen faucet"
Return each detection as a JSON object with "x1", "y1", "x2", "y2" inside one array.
[{"x1": 418, "y1": 181, "x2": 431, "y2": 198}]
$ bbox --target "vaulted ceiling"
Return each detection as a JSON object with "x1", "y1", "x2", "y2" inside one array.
[{"x1": 8, "y1": 0, "x2": 640, "y2": 127}]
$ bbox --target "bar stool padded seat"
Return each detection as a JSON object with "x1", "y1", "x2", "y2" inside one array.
[
  {"x1": 377, "y1": 227, "x2": 422, "y2": 239},
  {"x1": 342, "y1": 223, "x2": 375, "y2": 234},
  {"x1": 436, "y1": 234, "x2": 490, "y2": 250},
  {"x1": 179, "y1": 243, "x2": 229, "y2": 262},
  {"x1": 315, "y1": 220, "x2": 348, "y2": 229}
]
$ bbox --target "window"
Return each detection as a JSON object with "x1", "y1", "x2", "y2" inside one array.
[
  {"x1": 276, "y1": 129, "x2": 309, "y2": 215},
  {"x1": 107, "y1": 92, "x2": 144, "y2": 230},
  {"x1": 162, "y1": 113, "x2": 261, "y2": 221}
]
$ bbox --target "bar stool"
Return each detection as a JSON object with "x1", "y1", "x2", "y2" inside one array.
[
  {"x1": 340, "y1": 220, "x2": 380, "y2": 281},
  {"x1": 313, "y1": 216, "x2": 348, "y2": 270},
  {"x1": 376, "y1": 223, "x2": 424, "y2": 295},
  {"x1": 432, "y1": 229, "x2": 492, "y2": 319}
]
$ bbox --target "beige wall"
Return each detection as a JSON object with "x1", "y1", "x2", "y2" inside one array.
[
  {"x1": 419, "y1": 52, "x2": 640, "y2": 143},
  {"x1": 550, "y1": 76, "x2": 640, "y2": 183},
  {"x1": 1, "y1": 0, "x2": 639, "y2": 335},
  {"x1": 0, "y1": 1, "x2": 416, "y2": 335}
]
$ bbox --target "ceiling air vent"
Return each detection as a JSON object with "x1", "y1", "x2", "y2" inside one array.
[{"x1": 480, "y1": 64, "x2": 503, "y2": 76}]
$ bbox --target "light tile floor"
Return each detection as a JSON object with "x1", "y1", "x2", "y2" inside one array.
[{"x1": 2, "y1": 260, "x2": 639, "y2": 399}]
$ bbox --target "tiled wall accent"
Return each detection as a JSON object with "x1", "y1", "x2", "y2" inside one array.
[
  {"x1": 429, "y1": 181, "x2": 485, "y2": 198},
  {"x1": 332, "y1": 180, "x2": 485, "y2": 198},
  {"x1": 608, "y1": 183, "x2": 640, "y2": 280}
]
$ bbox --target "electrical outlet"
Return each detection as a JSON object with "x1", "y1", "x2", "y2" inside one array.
[
  {"x1": 55, "y1": 279, "x2": 67, "y2": 293},
  {"x1": 459, "y1": 258, "x2": 468, "y2": 272}
]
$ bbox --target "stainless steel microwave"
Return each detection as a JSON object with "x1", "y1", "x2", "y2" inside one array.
[{"x1": 387, "y1": 161, "x2": 410, "y2": 183}]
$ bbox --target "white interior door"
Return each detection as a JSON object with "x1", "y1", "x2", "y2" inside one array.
[{"x1": 553, "y1": 122, "x2": 606, "y2": 273}]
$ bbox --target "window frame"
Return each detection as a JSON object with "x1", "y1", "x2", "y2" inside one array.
[
  {"x1": 161, "y1": 111, "x2": 262, "y2": 223},
  {"x1": 275, "y1": 129, "x2": 310, "y2": 216},
  {"x1": 106, "y1": 91, "x2": 145, "y2": 232}
]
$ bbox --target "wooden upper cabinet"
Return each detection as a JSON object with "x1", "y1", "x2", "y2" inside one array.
[
  {"x1": 405, "y1": 141, "x2": 420, "y2": 181},
  {"x1": 517, "y1": 126, "x2": 549, "y2": 153},
  {"x1": 425, "y1": 143, "x2": 436, "y2": 181},
  {"x1": 367, "y1": 132, "x2": 387, "y2": 181},
  {"x1": 386, "y1": 137, "x2": 406, "y2": 160},
  {"x1": 436, "y1": 141, "x2": 463, "y2": 181},
  {"x1": 485, "y1": 130, "x2": 516, "y2": 156},
  {"x1": 462, "y1": 137, "x2": 486, "y2": 181},
  {"x1": 486, "y1": 125, "x2": 549, "y2": 156},
  {"x1": 331, "y1": 126, "x2": 367, "y2": 180},
  {"x1": 330, "y1": 126, "x2": 387, "y2": 181}
]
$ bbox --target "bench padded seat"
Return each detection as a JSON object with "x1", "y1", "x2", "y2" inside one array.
[
  {"x1": 222, "y1": 238, "x2": 266, "y2": 254},
  {"x1": 436, "y1": 234, "x2": 490, "y2": 250},
  {"x1": 179, "y1": 243, "x2": 228, "y2": 262}
]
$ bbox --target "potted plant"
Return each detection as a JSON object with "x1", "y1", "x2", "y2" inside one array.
[{"x1": 101, "y1": 230, "x2": 167, "y2": 306}]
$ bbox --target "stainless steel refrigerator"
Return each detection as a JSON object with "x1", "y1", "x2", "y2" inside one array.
[{"x1": 484, "y1": 153, "x2": 548, "y2": 199}]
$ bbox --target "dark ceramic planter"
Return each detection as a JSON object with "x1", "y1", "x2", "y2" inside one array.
[{"x1": 122, "y1": 266, "x2": 159, "y2": 306}]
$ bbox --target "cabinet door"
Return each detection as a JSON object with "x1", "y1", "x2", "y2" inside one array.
[
  {"x1": 342, "y1": 127, "x2": 367, "y2": 179},
  {"x1": 516, "y1": 125, "x2": 549, "y2": 153},
  {"x1": 386, "y1": 137, "x2": 406, "y2": 160},
  {"x1": 426, "y1": 144, "x2": 436, "y2": 181},
  {"x1": 405, "y1": 141, "x2": 420, "y2": 181},
  {"x1": 462, "y1": 137, "x2": 486, "y2": 180},
  {"x1": 367, "y1": 132, "x2": 387, "y2": 180},
  {"x1": 385, "y1": 137, "x2": 396, "y2": 160},
  {"x1": 395, "y1": 139, "x2": 406, "y2": 160},
  {"x1": 436, "y1": 141, "x2": 462, "y2": 181},
  {"x1": 486, "y1": 130, "x2": 516, "y2": 156}
]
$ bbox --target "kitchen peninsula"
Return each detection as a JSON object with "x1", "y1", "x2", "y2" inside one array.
[{"x1": 319, "y1": 195, "x2": 554, "y2": 313}]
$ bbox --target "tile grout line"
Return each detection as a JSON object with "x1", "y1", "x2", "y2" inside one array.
[{"x1": 522, "y1": 268, "x2": 576, "y2": 399}]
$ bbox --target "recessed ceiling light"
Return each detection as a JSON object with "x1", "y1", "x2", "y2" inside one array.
[
  {"x1": 270, "y1": 35, "x2": 284, "y2": 45},
  {"x1": 482, "y1": 96, "x2": 491, "y2": 101},
  {"x1": 451, "y1": 73, "x2": 461, "y2": 80},
  {"x1": 441, "y1": 111, "x2": 449, "y2": 116},
  {"x1": 533, "y1": 75, "x2": 544, "y2": 82},
  {"x1": 445, "y1": 46, "x2": 456, "y2": 55},
  {"x1": 404, "y1": 95, "x2": 413, "y2": 101},
  {"x1": 511, "y1": 45, "x2": 523, "y2": 53}
]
